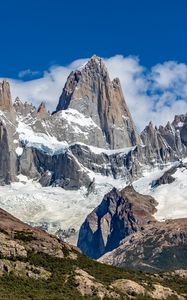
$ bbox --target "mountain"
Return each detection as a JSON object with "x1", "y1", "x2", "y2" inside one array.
[
  {"x1": 56, "y1": 55, "x2": 141, "y2": 149},
  {"x1": 0, "y1": 55, "x2": 187, "y2": 245},
  {"x1": 0, "y1": 57, "x2": 186, "y2": 191},
  {"x1": 0, "y1": 207, "x2": 187, "y2": 300},
  {"x1": 77, "y1": 185, "x2": 157, "y2": 259},
  {"x1": 78, "y1": 161, "x2": 187, "y2": 271}
]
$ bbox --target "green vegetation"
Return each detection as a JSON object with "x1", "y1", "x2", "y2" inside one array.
[
  {"x1": 0, "y1": 250, "x2": 187, "y2": 299},
  {"x1": 14, "y1": 231, "x2": 36, "y2": 242}
]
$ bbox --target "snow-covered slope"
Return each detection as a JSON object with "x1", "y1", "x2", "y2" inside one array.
[
  {"x1": 0, "y1": 160, "x2": 186, "y2": 245},
  {"x1": 0, "y1": 173, "x2": 126, "y2": 244},
  {"x1": 133, "y1": 158, "x2": 187, "y2": 221}
]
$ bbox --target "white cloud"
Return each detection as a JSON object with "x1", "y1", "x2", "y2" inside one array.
[
  {"x1": 1, "y1": 55, "x2": 187, "y2": 130},
  {"x1": 18, "y1": 69, "x2": 41, "y2": 79}
]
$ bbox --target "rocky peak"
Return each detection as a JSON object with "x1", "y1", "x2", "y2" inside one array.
[
  {"x1": 172, "y1": 114, "x2": 187, "y2": 127},
  {"x1": 0, "y1": 80, "x2": 12, "y2": 110},
  {"x1": 164, "y1": 121, "x2": 173, "y2": 132},
  {"x1": 13, "y1": 97, "x2": 24, "y2": 113},
  {"x1": 37, "y1": 101, "x2": 49, "y2": 119},
  {"x1": 77, "y1": 185, "x2": 157, "y2": 259},
  {"x1": 55, "y1": 55, "x2": 140, "y2": 149}
]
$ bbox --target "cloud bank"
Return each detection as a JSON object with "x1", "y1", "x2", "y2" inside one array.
[{"x1": 1, "y1": 55, "x2": 187, "y2": 131}]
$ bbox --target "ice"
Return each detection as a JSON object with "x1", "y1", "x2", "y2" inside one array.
[
  {"x1": 16, "y1": 113, "x2": 135, "y2": 157},
  {"x1": 0, "y1": 173, "x2": 126, "y2": 244},
  {"x1": 59, "y1": 108, "x2": 100, "y2": 129},
  {"x1": 133, "y1": 160, "x2": 187, "y2": 221},
  {"x1": 82, "y1": 144, "x2": 136, "y2": 155},
  {"x1": 0, "y1": 159, "x2": 187, "y2": 245},
  {"x1": 17, "y1": 119, "x2": 69, "y2": 155}
]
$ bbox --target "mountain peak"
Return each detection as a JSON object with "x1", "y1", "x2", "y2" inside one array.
[
  {"x1": 37, "y1": 101, "x2": 49, "y2": 119},
  {"x1": 55, "y1": 56, "x2": 140, "y2": 149},
  {"x1": 89, "y1": 54, "x2": 102, "y2": 63},
  {"x1": 84, "y1": 55, "x2": 108, "y2": 75}
]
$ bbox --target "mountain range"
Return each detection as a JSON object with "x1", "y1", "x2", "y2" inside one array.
[{"x1": 0, "y1": 55, "x2": 187, "y2": 299}]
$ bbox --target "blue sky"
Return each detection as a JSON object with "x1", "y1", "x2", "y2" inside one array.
[
  {"x1": 1, "y1": 0, "x2": 187, "y2": 129},
  {"x1": 1, "y1": 0, "x2": 187, "y2": 78}
]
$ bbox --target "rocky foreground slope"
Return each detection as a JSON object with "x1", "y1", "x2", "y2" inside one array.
[
  {"x1": 100, "y1": 218, "x2": 187, "y2": 272},
  {"x1": 0, "y1": 208, "x2": 187, "y2": 300}
]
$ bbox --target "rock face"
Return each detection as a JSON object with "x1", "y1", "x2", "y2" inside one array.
[
  {"x1": 37, "y1": 101, "x2": 49, "y2": 119},
  {"x1": 0, "y1": 122, "x2": 11, "y2": 184},
  {"x1": 172, "y1": 113, "x2": 187, "y2": 146},
  {"x1": 56, "y1": 55, "x2": 141, "y2": 149},
  {"x1": 77, "y1": 185, "x2": 157, "y2": 259},
  {"x1": 100, "y1": 218, "x2": 187, "y2": 272},
  {"x1": 0, "y1": 80, "x2": 12, "y2": 110},
  {"x1": 141, "y1": 119, "x2": 187, "y2": 163},
  {"x1": 0, "y1": 57, "x2": 187, "y2": 191}
]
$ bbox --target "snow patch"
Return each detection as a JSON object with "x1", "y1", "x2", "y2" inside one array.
[
  {"x1": 15, "y1": 147, "x2": 23, "y2": 156},
  {"x1": 133, "y1": 160, "x2": 187, "y2": 221},
  {"x1": 16, "y1": 119, "x2": 69, "y2": 155},
  {"x1": 59, "y1": 108, "x2": 100, "y2": 129}
]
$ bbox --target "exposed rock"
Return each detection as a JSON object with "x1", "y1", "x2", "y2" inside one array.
[
  {"x1": 0, "y1": 259, "x2": 51, "y2": 280},
  {"x1": 37, "y1": 101, "x2": 49, "y2": 119},
  {"x1": 111, "y1": 279, "x2": 185, "y2": 299},
  {"x1": 141, "y1": 114, "x2": 187, "y2": 164},
  {"x1": 0, "y1": 121, "x2": 11, "y2": 184},
  {"x1": 166, "y1": 269, "x2": 187, "y2": 278},
  {"x1": 100, "y1": 218, "x2": 187, "y2": 272},
  {"x1": 0, "y1": 65, "x2": 187, "y2": 191},
  {"x1": 141, "y1": 122, "x2": 178, "y2": 163},
  {"x1": 56, "y1": 55, "x2": 141, "y2": 149},
  {"x1": 31, "y1": 148, "x2": 92, "y2": 189},
  {"x1": 77, "y1": 185, "x2": 157, "y2": 259},
  {"x1": 151, "y1": 161, "x2": 187, "y2": 187},
  {"x1": 0, "y1": 207, "x2": 78, "y2": 259},
  {"x1": 111, "y1": 279, "x2": 145, "y2": 296},
  {"x1": 39, "y1": 170, "x2": 53, "y2": 186},
  {"x1": 172, "y1": 114, "x2": 187, "y2": 147},
  {"x1": 149, "y1": 284, "x2": 185, "y2": 300},
  {"x1": 0, "y1": 80, "x2": 12, "y2": 110},
  {"x1": 0, "y1": 206, "x2": 186, "y2": 299},
  {"x1": 74, "y1": 268, "x2": 119, "y2": 299},
  {"x1": 151, "y1": 165, "x2": 177, "y2": 187},
  {"x1": 13, "y1": 97, "x2": 24, "y2": 114}
]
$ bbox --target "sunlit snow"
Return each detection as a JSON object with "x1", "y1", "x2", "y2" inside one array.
[{"x1": 133, "y1": 159, "x2": 187, "y2": 221}]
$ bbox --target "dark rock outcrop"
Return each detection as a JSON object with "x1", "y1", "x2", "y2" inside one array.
[
  {"x1": 0, "y1": 122, "x2": 11, "y2": 184},
  {"x1": 151, "y1": 162, "x2": 187, "y2": 187},
  {"x1": 77, "y1": 185, "x2": 157, "y2": 259}
]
